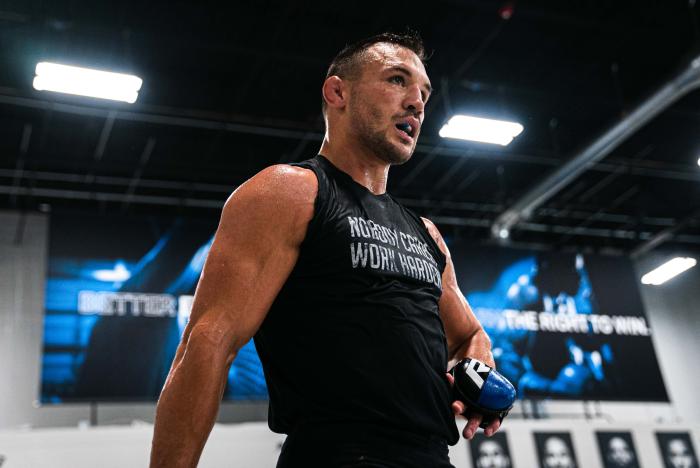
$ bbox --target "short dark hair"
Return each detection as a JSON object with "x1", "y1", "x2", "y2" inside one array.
[{"x1": 322, "y1": 30, "x2": 427, "y2": 112}]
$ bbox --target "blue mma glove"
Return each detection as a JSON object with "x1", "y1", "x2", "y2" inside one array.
[{"x1": 448, "y1": 358, "x2": 516, "y2": 428}]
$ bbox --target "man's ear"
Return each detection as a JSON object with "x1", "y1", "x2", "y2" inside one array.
[{"x1": 322, "y1": 76, "x2": 348, "y2": 110}]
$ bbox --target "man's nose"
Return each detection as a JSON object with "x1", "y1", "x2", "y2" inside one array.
[{"x1": 404, "y1": 85, "x2": 425, "y2": 114}]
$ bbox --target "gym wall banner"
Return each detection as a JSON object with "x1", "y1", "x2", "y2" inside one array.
[
  {"x1": 449, "y1": 242, "x2": 669, "y2": 401},
  {"x1": 41, "y1": 212, "x2": 668, "y2": 403},
  {"x1": 40, "y1": 213, "x2": 267, "y2": 402}
]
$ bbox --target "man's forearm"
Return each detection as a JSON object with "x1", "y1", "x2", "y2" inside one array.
[
  {"x1": 449, "y1": 328, "x2": 494, "y2": 369},
  {"x1": 150, "y1": 338, "x2": 234, "y2": 468}
]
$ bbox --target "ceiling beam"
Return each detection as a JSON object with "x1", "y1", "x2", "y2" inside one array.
[
  {"x1": 630, "y1": 208, "x2": 700, "y2": 258},
  {"x1": 0, "y1": 169, "x2": 680, "y2": 229},
  {"x1": 1, "y1": 92, "x2": 699, "y2": 185},
  {"x1": 0, "y1": 93, "x2": 323, "y2": 141},
  {"x1": 122, "y1": 137, "x2": 157, "y2": 210},
  {"x1": 4, "y1": 183, "x2": 700, "y2": 246},
  {"x1": 9, "y1": 123, "x2": 32, "y2": 206},
  {"x1": 491, "y1": 54, "x2": 700, "y2": 238}
]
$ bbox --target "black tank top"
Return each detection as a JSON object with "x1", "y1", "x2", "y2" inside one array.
[{"x1": 253, "y1": 154, "x2": 459, "y2": 445}]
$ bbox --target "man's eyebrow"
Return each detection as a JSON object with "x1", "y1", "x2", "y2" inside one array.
[{"x1": 387, "y1": 66, "x2": 432, "y2": 95}]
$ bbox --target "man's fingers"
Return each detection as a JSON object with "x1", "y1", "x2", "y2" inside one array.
[
  {"x1": 462, "y1": 413, "x2": 483, "y2": 440},
  {"x1": 446, "y1": 372, "x2": 464, "y2": 415},
  {"x1": 483, "y1": 418, "x2": 501, "y2": 437},
  {"x1": 445, "y1": 373, "x2": 501, "y2": 438}
]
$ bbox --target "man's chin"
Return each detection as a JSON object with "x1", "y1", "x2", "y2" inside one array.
[
  {"x1": 361, "y1": 131, "x2": 415, "y2": 165},
  {"x1": 379, "y1": 150, "x2": 412, "y2": 165},
  {"x1": 392, "y1": 152, "x2": 413, "y2": 165},
  {"x1": 383, "y1": 141, "x2": 415, "y2": 165}
]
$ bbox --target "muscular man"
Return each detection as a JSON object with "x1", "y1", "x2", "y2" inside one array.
[{"x1": 150, "y1": 31, "x2": 499, "y2": 468}]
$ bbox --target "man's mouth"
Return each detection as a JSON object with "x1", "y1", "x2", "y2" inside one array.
[
  {"x1": 395, "y1": 118, "x2": 419, "y2": 141},
  {"x1": 396, "y1": 122, "x2": 414, "y2": 138}
]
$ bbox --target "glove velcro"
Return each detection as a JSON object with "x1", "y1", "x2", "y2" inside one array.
[{"x1": 449, "y1": 358, "x2": 516, "y2": 429}]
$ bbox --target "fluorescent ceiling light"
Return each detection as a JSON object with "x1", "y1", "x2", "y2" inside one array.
[
  {"x1": 439, "y1": 115, "x2": 524, "y2": 146},
  {"x1": 697, "y1": 157, "x2": 700, "y2": 166},
  {"x1": 33, "y1": 62, "x2": 142, "y2": 103},
  {"x1": 641, "y1": 257, "x2": 696, "y2": 285}
]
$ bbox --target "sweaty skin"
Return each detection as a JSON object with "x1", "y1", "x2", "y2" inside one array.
[
  {"x1": 150, "y1": 42, "x2": 497, "y2": 467},
  {"x1": 149, "y1": 166, "x2": 317, "y2": 468}
]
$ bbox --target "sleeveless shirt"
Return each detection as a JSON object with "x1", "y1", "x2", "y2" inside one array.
[{"x1": 253, "y1": 154, "x2": 459, "y2": 445}]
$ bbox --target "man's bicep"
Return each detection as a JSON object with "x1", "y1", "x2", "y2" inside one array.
[
  {"x1": 438, "y1": 254, "x2": 484, "y2": 357},
  {"x1": 421, "y1": 218, "x2": 484, "y2": 358},
  {"x1": 184, "y1": 165, "x2": 316, "y2": 355}
]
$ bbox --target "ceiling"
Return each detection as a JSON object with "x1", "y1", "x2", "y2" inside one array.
[{"x1": 1, "y1": 0, "x2": 699, "y2": 256}]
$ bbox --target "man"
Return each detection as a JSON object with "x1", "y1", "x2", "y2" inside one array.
[
  {"x1": 664, "y1": 437, "x2": 698, "y2": 468},
  {"x1": 604, "y1": 436, "x2": 637, "y2": 468},
  {"x1": 150, "y1": 31, "x2": 500, "y2": 468},
  {"x1": 474, "y1": 438, "x2": 512, "y2": 468},
  {"x1": 541, "y1": 435, "x2": 577, "y2": 468}
]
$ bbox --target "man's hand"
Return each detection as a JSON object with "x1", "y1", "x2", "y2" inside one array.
[{"x1": 446, "y1": 372, "x2": 502, "y2": 440}]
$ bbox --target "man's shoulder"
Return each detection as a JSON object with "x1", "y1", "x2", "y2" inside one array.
[
  {"x1": 221, "y1": 164, "x2": 318, "y2": 222},
  {"x1": 216, "y1": 164, "x2": 317, "y2": 246},
  {"x1": 242, "y1": 163, "x2": 318, "y2": 200},
  {"x1": 419, "y1": 216, "x2": 449, "y2": 256},
  {"x1": 420, "y1": 216, "x2": 437, "y2": 232}
]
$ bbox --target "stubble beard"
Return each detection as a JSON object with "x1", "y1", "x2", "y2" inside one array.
[{"x1": 352, "y1": 102, "x2": 414, "y2": 166}]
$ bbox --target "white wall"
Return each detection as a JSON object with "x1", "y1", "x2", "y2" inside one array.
[
  {"x1": 0, "y1": 422, "x2": 285, "y2": 468},
  {"x1": 0, "y1": 209, "x2": 698, "y2": 431},
  {"x1": 0, "y1": 420, "x2": 698, "y2": 468},
  {"x1": 0, "y1": 211, "x2": 50, "y2": 429},
  {"x1": 635, "y1": 251, "x2": 700, "y2": 423}
]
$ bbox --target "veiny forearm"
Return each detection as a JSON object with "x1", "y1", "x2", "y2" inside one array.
[
  {"x1": 449, "y1": 328, "x2": 494, "y2": 369},
  {"x1": 150, "y1": 336, "x2": 234, "y2": 468}
]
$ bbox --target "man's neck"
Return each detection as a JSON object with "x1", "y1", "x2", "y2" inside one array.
[{"x1": 318, "y1": 136, "x2": 391, "y2": 196}]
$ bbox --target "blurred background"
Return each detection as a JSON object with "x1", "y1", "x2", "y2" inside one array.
[{"x1": 0, "y1": 1, "x2": 699, "y2": 467}]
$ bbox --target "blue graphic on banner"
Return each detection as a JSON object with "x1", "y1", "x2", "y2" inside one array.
[
  {"x1": 452, "y1": 244, "x2": 667, "y2": 401},
  {"x1": 41, "y1": 214, "x2": 267, "y2": 403}
]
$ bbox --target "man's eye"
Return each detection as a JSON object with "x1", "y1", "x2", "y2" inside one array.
[{"x1": 389, "y1": 75, "x2": 405, "y2": 85}]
